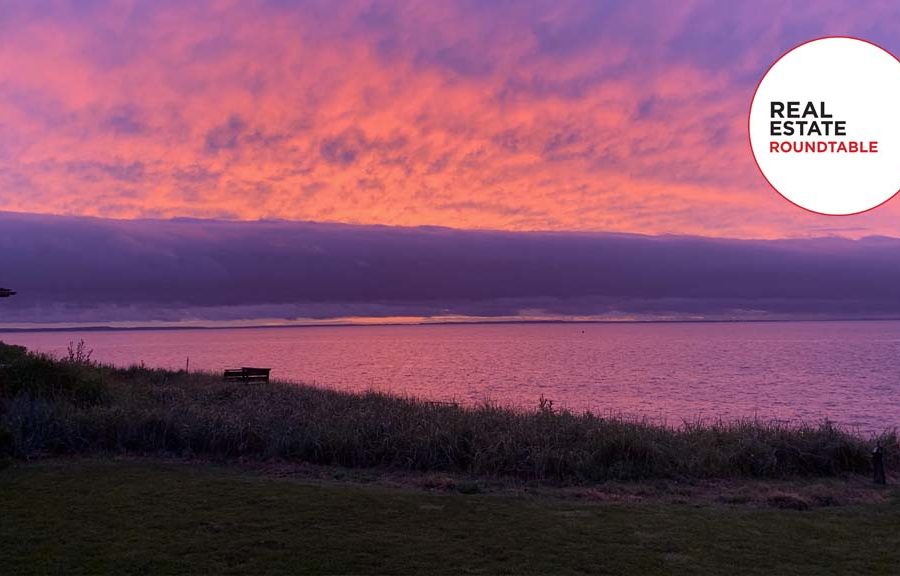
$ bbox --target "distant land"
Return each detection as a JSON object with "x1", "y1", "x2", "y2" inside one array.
[{"x1": 2, "y1": 316, "x2": 900, "y2": 334}]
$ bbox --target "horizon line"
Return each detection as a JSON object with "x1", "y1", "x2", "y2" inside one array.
[{"x1": 2, "y1": 316, "x2": 900, "y2": 334}]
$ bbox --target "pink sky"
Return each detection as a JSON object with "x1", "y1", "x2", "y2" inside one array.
[{"x1": 1, "y1": 0, "x2": 899, "y2": 238}]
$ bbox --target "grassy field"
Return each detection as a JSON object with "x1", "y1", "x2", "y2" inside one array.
[{"x1": 2, "y1": 460, "x2": 900, "y2": 575}]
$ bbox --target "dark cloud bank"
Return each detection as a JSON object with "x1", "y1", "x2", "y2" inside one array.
[{"x1": 1, "y1": 211, "x2": 899, "y2": 325}]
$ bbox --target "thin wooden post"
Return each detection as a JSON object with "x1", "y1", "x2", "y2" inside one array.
[{"x1": 873, "y1": 444, "x2": 886, "y2": 485}]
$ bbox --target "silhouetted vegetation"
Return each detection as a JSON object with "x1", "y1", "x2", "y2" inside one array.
[{"x1": 0, "y1": 342, "x2": 895, "y2": 481}]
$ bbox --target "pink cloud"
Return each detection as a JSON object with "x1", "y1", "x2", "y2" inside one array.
[{"x1": 0, "y1": 0, "x2": 899, "y2": 238}]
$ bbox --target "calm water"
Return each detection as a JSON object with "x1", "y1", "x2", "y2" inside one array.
[{"x1": 3, "y1": 321, "x2": 900, "y2": 433}]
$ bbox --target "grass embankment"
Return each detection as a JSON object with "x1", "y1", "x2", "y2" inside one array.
[
  {"x1": 2, "y1": 460, "x2": 900, "y2": 575},
  {"x1": 0, "y1": 341, "x2": 895, "y2": 481}
]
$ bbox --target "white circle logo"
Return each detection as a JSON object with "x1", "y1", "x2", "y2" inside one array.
[{"x1": 749, "y1": 37, "x2": 900, "y2": 215}]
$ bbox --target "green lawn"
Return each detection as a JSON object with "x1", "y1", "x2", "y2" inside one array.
[{"x1": 2, "y1": 461, "x2": 899, "y2": 575}]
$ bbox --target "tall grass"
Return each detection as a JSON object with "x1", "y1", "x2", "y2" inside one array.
[{"x1": 0, "y1": 342, "x2": 895, "y2": 481}]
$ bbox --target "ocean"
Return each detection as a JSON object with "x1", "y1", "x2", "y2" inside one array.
[{"x1": 3, "y1": 320, "x2": 899, "y2": 434}]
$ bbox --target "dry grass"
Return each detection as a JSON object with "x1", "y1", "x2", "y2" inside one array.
[{"x1": 1, "y1": 341, "x2": 896, "y2": 481}]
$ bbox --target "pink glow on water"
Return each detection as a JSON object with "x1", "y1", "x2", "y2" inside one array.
[{"x1": 3, "y1": 321, "x2": 899, "y2": 434}]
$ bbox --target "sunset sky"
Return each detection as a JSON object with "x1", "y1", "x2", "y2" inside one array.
[
  {"x1": 2, "y1": 1, "x2": 900, "y2": 326},
  {"x1": 2, "y1": 0, "x2": 899, "y2": 239}
]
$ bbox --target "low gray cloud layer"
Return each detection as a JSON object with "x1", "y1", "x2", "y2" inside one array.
[{"x1": 1, "y1": 212, "x2": 900, "y2": 325}]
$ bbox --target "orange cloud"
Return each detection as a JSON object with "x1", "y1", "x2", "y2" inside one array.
[{"x1": 1, "y1": 0, "x2": 899, "y2": 238}]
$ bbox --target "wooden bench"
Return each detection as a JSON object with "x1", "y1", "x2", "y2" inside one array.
[{"x1": 223, "y1": 367, "x2": 271, "y2": 383}]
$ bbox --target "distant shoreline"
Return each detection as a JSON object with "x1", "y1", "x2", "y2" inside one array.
[{"x1": 2, "y1": 316, "x2": 900, "y2": 334}]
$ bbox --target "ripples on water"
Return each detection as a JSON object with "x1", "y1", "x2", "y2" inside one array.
[{"x1": 3, "y1": 321, "x2": 899, "y2": 434}]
